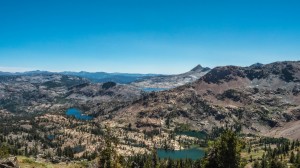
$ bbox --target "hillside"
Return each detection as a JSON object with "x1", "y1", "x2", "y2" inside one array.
[{"x1": 113, "y1": 61, "x2": 300, "y2": 139}]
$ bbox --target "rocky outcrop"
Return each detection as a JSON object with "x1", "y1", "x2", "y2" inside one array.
[
  {"x1": 202, "y1": 66, "x2": 245, "y2": 84},
  {"x1": 0, "y1": 157, "x2": 19, "y2": 168}
]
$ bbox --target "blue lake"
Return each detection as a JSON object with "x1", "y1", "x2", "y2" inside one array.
[
  {"x1": 47, "y1": 135, "x2": 55, "y2": 140},
  {"x1": 142, "y1": 88, "x2": 169, "y2": 92},
  {"x1": 66, "y1": 108, "x2": 93, "y2": 120},
  {"x1": 157, "y1": 148, "x2": 205, "y2": 160}
]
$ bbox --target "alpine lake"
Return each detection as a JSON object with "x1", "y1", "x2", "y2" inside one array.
[{"x1": 66, "y1": 108, "x2": 205, "y2": 160}]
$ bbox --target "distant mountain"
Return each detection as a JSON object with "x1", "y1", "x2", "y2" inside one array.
[
  {"x1": 0, "y1": 70, "x2": 161, "y2": 84},
  {"x1": 114, "y1": 61, "x2": 300, "y2": 139},
  {"x1": 0, "y1": 66, "x2": 211, "y2": 85},
  {"x1": 131, "y1": 64, "x2": 211, "y2": 89},
  {"x1": 0, "y1": 70, "x2": 53, "y2": 76},
  {"x1": 0, "y1": 74, "x2": 142, "y2": 115},
  {"x1": 60, "y1": 71, "x2": 160, "y2": 84},
  {"x1": 0, "y1": 74, "x2": 88, "y2": 114},
  {"x1": 249, "y1": 62, "x2": 264, "y2": 68}
]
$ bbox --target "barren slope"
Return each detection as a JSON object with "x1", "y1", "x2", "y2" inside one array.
[{"x1": 112, "y1": 61, "x2": 300, "y2": 138}]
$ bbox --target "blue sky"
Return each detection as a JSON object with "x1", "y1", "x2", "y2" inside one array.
[{"x1": 0, "y1": 0, "x2": 299, "y2": 74}]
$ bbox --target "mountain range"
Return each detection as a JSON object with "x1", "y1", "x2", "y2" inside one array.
[
  {"x1": 1, "y1": 61, "x2": 300, "y2": 166},
  {"x1": 0, "y1": 70, "x2": 160, "y2": 84},
  {"x1": 111, "y1": 61, "x2": 300, "y2": 139},
  {"x1": 0, "y1": 65, "x2": 211, "y2": 89},
  {"x1": 132, "y1": 64, "x2": 210, "y2": 89},
  {"x1": 1, "y1": 61, "x2": 300, "y2": 139}
]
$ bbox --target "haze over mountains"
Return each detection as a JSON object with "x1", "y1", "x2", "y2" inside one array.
[
  {"x1": 0, "y1": 64, "x2": 211, "y2": 89},
  {"x1": 0, "y1": 70, "x2": 160, "y2": 84},
  {"x1": 60, "y1": 71, "x2": 160, "y2": 84}
]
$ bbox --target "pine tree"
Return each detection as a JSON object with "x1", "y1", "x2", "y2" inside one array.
[
  {"x1": 0, "y1": 144, "x2": 9, "y2": 159},
  {"x1": 167, "y1": 158, "x2": 175, "y2": 168},
  {"x1": 292, "y1": 141, "x2": 295, "y2": 150},
  {"x1": 151, "y1": 149, "x2": 159, "y2": 168},
  {"x1": 270, "y1": 159, "x2": 286, "y2": 168},
  {"x1": 253, "y1": 160, "x2": 260, "y2": 168},
  {"x1": 296, "y1": 152, "x2": 300, "y2": 164},
  {"x1": 166, "y1": 117, "x2": 171, "y2": 129},
  {"x1": 202, "y1": 130, "x2": 241, "y2": 168},
  {"x1": 261, "y1": 153, "x2": 268, "y2": 168},
  {"x1": 290, "y1": 151, "x2": 295, "y2": 163},
  {"x1": 24, "y1": 146, "x2": 29, "y2": 157},
  {"x1": 98, "y1": 126, "x2": 121, "y2": 168}
]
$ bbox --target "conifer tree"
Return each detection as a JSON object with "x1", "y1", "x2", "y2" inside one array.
[
  {"x1": 202, "y1": 130, "x2": 242, "y2": 168},
  {"x1": 0, "y1": 144, "x2": 9, "y2": 159},
  {"x1": 98, "y1": 126, "x2": 121, "y2": 168},
  {"x1": 290, "y1": 151, "x2": 295, "y2": 163}
]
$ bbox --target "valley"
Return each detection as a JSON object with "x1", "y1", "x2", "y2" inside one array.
[{"x1": 0, "y1": 61, "x2": 300, "y2": 167}]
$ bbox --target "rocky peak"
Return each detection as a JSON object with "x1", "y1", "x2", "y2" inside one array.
[
  {"x1": 190, "y1": 65, "x2": 203, "y2": 72},
  {"x1": 190, "y1": 64, "x2": 210, "y2": 72}
]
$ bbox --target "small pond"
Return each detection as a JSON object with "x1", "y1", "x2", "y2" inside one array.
[
  {"x1": 157, "y1": 148, "x2": 205, "y2": 160},
  {"x1": 47, "y1": 135, "x2": 55, "y2": 140},
  {"x1": 66, "y1": 108, "x2": 93, "y2": 120}
]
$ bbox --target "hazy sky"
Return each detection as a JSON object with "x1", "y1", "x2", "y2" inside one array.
[{"x1": 0, "y1": 0, "x2": 299, "y2": 74}]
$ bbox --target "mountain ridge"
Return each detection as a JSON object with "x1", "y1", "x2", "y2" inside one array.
[
  {"x1": 111, "y1": 61, "x2": 300, "y2": 139},
  {"x1": 0, "y1": 70, "x2": 162, "y2": 84},
  {"x1": 131, "y1": 64, "x2": 211, "y2": 89}
]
